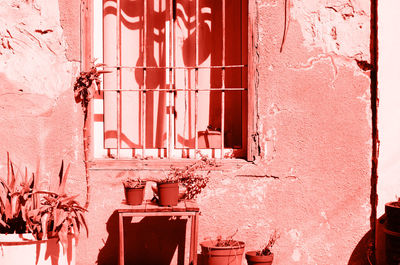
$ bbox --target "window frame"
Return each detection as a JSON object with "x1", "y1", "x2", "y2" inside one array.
[{"x1": 80, "y1": 0, "x2": 257, "y2": 166}]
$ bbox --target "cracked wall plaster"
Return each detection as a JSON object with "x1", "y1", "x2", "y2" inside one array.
[
  {"x1": 0, "y1": 0, "x2": 79, "y2": 99},
  {"x1": 291, "y1": 0, "x2": 370, "y2": 62}
]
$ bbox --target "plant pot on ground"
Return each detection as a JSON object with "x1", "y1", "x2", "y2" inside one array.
[
  {"x1": 122, "y1": 178, "x2": 146, "y2": 205},
  {"x1": 0, "y1": 155, "x2": 87, "y2": 265},
  {"x1": 384, "y1": 200, "x2": 400, "y2": 264},
  {"x1": 200, "y1": 231, "x2": 245, "y2": 265},
  {"x1": 245, "y1": 230, "x2": 279, "y2": 265}
]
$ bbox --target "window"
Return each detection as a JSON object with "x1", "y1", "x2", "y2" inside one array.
[{"x1": 91, "y1": 0, "x2": 249, "y2": 159}]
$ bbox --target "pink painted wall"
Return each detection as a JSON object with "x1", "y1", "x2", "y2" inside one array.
[{"x1": 0, "y1": 0, "x2": 373, "y2": 264}]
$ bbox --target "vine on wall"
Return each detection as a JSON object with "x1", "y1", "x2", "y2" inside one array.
[{"x1": 73, "y1": 63, "x2": 109, "y2": 208}]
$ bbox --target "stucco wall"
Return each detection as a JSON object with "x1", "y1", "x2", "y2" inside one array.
[
  {"x1": 0, "y1": 0, "x2": 373, "y2": 264},
  {"x1": 0, "y1": 0, "x2": 85, "y2": 193}
]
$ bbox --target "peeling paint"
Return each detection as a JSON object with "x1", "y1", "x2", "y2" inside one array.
[
  {"x1": 0, "y1": 0, "x2": 78, "y2": 98},
  {"x1": 291, "y1": 0, "x2": 370, "y2": 61},
  {"x1": 292, "y1": 248, "x2": 301, "y2": 262}
]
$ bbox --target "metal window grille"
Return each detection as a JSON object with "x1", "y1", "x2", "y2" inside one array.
[{"x1": 100, "y1": 0, "x2": 247, "y2": 159}]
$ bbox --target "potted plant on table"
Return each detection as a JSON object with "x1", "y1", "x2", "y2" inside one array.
[
  {"x1": 245, "y1": 230, "x2": 279, "y2": 265},
  {"x1": 200, "y1": 230, "x2": 245, "y2": 265},
  {"x1": 122, "y1": 177, "x2": 146, "y2": 205},
  {"x1": 0, "y1": 155, "x2": 87, "y2": 265},
  {"x1": 152, "y1": 153, "x2": 218, "y2": 206},
  {"x1": 155, "y1": 174, "x2": 180, "y2": 207}
]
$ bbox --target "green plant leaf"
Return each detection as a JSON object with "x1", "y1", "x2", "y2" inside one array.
[
  {"x1": 9, "y1": 161, "x2": 16, "y2": 191},
  {"x1": 0, "y1": 180, "x2": 9, "y2": 209},
  {"x1": 71, "y1": 217, "x2": 80, "y2": 245},
  {"x1": 79, "y1": 212, "x2": 88, "y2": 237},
  {"x1": 59, "y1": 222, "x2": 69, "y2": 254},
  {"x1": 58, "y1": 163, "x2": 70, "y2": 195},
  {"x1": 41, "y1": 212, "x2": 49, "y2": 240},
  {"x1": 10, "y1": 194, "x2": 20, "y2": 218},
  {"x1": 0, "y1": 218, "x2": 8, "y2": 228}
]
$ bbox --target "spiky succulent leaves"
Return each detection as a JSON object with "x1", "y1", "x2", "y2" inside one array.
[
  {"x1": 26, "y1": 192, "x2": 88, "y2": 251},
  {"x1": 0, "y1": 155, "x2": 36, "y2": 234},
  {"x1": 0, "y1": 179, "x2": 10, "y2": 227},
  {"x1": 59, "y1": 222, "x2": 69, "y2": 254},
  {"x1": 57, "y1": 161, "x2": 70, "y2": 196}
]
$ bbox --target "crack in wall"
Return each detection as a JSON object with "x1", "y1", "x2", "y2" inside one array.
[
  {"x1": 251, "y1": 0, "x2": 262, "y2": 160},
  {"x1": 236, "y1": 174, "x2": 299, "y2": 179}
]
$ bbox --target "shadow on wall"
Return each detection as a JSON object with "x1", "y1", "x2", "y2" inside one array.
[{"x1": 97, "y1": 211, "x2": 187, "y2": 265}]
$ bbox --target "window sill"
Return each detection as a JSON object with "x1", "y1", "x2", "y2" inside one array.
[{"x1": 88, "y1": 158, "x2": 250, "y2": 171}]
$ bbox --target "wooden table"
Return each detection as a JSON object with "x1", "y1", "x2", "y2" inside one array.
[{"x1": 117, "y1": 200, "x2": 199, "y2": 265}]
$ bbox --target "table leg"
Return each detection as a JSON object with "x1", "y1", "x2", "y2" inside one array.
[
  {"x1": 119, "y1": 213, "x2": 124, "y2": 265},
  {"x1": 193, "y1": 212, "x2": 199, "y2": 265},
  {"x1": 189, "y1": 213, "x2": 199, "y2": 265},
  {"x1": 189, "y1": 215, "x2": 194, "y2": 264}
]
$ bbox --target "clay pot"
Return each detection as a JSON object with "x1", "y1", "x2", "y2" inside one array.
[
  {"x1": 124, "y1": 182, "x2": 146, "y2": 205},
  {"x1": 157, "y1": 182, "x2": 179, "y2": 206},
  {"x1": 245, "y1": 251, "x2": 274, "y2": 265},
  {"x1": 385, "y1": 201, "x2": 400, "y2": 264},
  {"x1": 200, "y1": 240, "x2": 245, "y2": 265}
]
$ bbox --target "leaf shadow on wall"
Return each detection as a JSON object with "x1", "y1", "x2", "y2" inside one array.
[
  {"x1": 102, "y1": 0, "x2": 244, "y2": 149},
  {"x1": 97, "y1": 211, "x2": 187, "y2": 265}
]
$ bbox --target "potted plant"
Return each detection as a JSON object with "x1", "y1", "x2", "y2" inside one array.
[
  {"x1": 0, "y1": 155, "x2": 87, "y2": 265},
  {"x1": 122, "y1": 178, "x2": 146, "y2": 205},
  {"x1": 245, "y1": 230, "x2": 279, "y2": 265},
  {"x1": 384, "y1": 199, "x2": 400, "y2": 264},
  {"x1": 152, "y1": 153, "x2": 218, "y2": 206},
  {"x1": 154, "y1": 174, "x2": 180, "y2": 207},
  {"x1": 200, "y1": 230, "x2": 245, "y2": 265}
]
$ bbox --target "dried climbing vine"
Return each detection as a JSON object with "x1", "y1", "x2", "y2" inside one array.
[{"x1": 73, "y1": 62, "x2": 110, "y2": 208}]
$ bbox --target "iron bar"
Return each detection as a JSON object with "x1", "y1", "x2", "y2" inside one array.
[
  {"x1": 142, "y1": 0, "x2": 147, "y2": 156},
  {"x1": 102, "y1": 88, "x2": 247, "y2": 92},
  {"x1": 104, "y1": 64, "x2": 247, "y2": 69},
  {"x1": 116, "y1": 0, "x2": 121, "y2": 158},
  {"x1": 168, "y1": 0, "x2": 173, "y2": 158},
  {"x1": 221, "y1": 0, "x2": 226, "y2": 159},
  {"x1": 194, "y1": 0, "x2": 199, "y2": 158}
]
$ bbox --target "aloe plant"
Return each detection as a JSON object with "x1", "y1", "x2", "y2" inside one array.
[
  {"x1": 26, "y1": 162, "x2": 88, "y2": 250},
  {"x1": 0, "y1": 156, "x2": 87, "y2": 252}
]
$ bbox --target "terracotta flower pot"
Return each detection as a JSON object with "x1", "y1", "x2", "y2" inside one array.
[
  {"x1": 385, "y1": 201, "x2": 400, "y2": 264},
  {"x1": 245, "y1": 251, "x2": 274, "y2": 265},
  {"x1": 200, "y1": 240, "x2": 245, "y2": 265},
  {"x1": 124, "y1": 186, "x2": 145, "y2": 205},
  {"x1": 157, "y1": 182, "x2": 179, "y2": 206}
]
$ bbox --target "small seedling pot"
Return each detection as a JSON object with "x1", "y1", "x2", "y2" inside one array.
[
  {"x1": 200, "y1": 240, "x2": 245, "y2": 265},
  {"x1": 157, "y1": 182, "x2": 179, "y2": 206},
  {"x1": 124, "y1": 183, "x2": 146, "y2": 205},
  {"x1": 245, "y1": 251, "x2": 274, "y2": 265}
]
